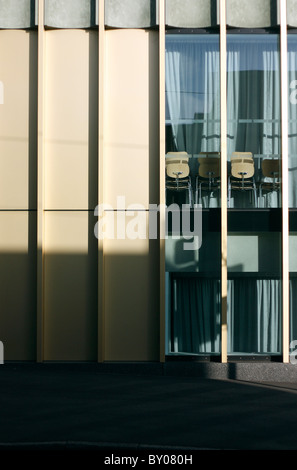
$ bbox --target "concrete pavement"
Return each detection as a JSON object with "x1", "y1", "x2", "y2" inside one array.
[{"x1": 0, "y1": 362, "x2": 297, "y2": 452}]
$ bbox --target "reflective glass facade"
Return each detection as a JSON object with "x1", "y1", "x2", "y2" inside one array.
[{"x1": 165, "y1": 27, "x2": 292, "y2": 360}]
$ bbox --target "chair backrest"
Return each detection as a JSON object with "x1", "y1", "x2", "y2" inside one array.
[
  {"x1": 166, "y1": 152, "x2": 190, "y2": 179},
  {"x1": 166, "y1": 162, "x2": 190, "y2": 179},
  {"x1": 261, "y1": 158, "x2": 280, "y2": 179},
  {"x1": 231, "y1": 152, "x2": 254, "y2": 179},
  {"x1": 198, "y1": 152, "x2": 220, "y2": 178}
]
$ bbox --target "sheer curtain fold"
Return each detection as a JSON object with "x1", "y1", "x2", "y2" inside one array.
[{"x1": 165, "y1": 36, "x2": 220, "y2": 155}]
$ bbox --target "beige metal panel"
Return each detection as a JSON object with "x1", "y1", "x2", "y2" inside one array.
[
  {"x1": 159, "y1": 0, "x2": 166, "y2": 363},
  {"x1": 37, "y1": 0, "x2": 45, "y2": 362},
  {"x1": 0, "y1": 30, "x2": 37, "y2": 210},
  {"x1": 45, "y1": 29, "x2": 98, "y2": 210},
  {"x1": 104, "y1": 29, "x2": 159, "y2": 209},
  {"x1": 0, "y1": 212, "x2": 37, "y2": 360},
  {"x1": 220, "y1": 0, "x2": 228, "y2": 363},
  {"x1": 98, "y1": 0, "x2": 105, "y2": 362},
  {"x1": 104, "y1": 211, "x2": 160, "y2": 361},
  {"x1": 44, "y1": 211, "x2": 98, "y2": 361},
  {"x1": 280, "y1": 0, "x2": 289, "y2": 364}
]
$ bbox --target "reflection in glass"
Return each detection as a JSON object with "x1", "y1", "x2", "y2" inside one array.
[{"x1": 165, "y1": 32, "x2": 283, "y2": 357}]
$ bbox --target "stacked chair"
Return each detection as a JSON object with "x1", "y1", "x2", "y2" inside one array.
[
  {"x1": 165, "y1": 152, "x2": 192, "y2": 207},
  {"x1": 228, "y1": 152, "x2": 257, "y2": 207}
]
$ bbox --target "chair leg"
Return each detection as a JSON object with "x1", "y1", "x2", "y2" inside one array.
[
  {"x1": 228, "y1": 177, "x2": 231, "y2": 208},
  {"x1": 253, "y1": 180, "x2": 257, "y2": 208},
  {"x1": 195, "y1": 177, "x2": 198, "y2": 206},
  {"x1": 254, "y1": 186, "x2": 258, "y2": 207},
  {"x1": 188, "y1": 184, "x2": 192, "y2": 208}
]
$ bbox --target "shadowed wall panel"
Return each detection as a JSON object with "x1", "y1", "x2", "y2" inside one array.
[
  {"x1": 0, "y1": 30, "x2": 37, "y2": 210},
  {"x1": 0, "y1": 212, "x2": 37, "y2": 360},
  {"x1": 104, "y1": 29, "x2": 159, "y2": 209},
  {"x1": 104, "y1": 212, "x2": 159, "y2": 361},
  {"x1": 45, "y1": 29, "x2": 98, "y2": 210},
  {"x1": 44, "y1": 211, "x2": 97, "y2": 361}
]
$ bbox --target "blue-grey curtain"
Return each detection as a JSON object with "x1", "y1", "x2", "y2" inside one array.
[
  {"x1": 227, "y1": 278, "x2": 281, "y2": 354},
  {"x1": 171, "y1": 277, "x2": 282, "y2": 355},
  {"x1": 171, "y1": 277, "x2": 221, "y2": 354}
]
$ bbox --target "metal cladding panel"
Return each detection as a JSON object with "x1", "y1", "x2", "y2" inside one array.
[
  {"x1": 0, "y1": 0, "x2": 36, "y2": 29},
  {"x1": 226, "y1": 0, "x2": 277, "y2": 28},
  {"x1": 44, "y1": 0, "x2": 96, "y2": 28},
  {"x1": 105, "y1": 0, "x2": 156, "y2": 28},
  {"x1": 165, "y1": 0, "x2": 215, "y2": 28}
]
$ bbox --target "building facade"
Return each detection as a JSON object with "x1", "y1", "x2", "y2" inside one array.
[{"x1": 1, "y1": 0, "x2": 297, "y2": 378}]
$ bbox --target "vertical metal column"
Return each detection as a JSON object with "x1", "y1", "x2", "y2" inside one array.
[
  {"x1": 98, "y1": 0, "x2": 105, "y2": 362},
  {"x1": 37, "y1": 0, "x2": 45, "y2": 362},
  {"x1": 159, "y1": 0, "x2": 166, "y2": 363},
  {"x1": 280, "y1": 0, "x2": 289, "y2": 363},
  {"x1": 220, "y1": 0, "x2": 228, "y2": 363}
]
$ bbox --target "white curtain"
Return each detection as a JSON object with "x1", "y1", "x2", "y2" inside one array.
[
  {"x1": 227, "y1": 35, "x2": 280, "y2": 157},
  {"x1": 227, "y1": 35, "x2": 281, "y2": 208},
  {"x1": 165, "y1": 35, "x2": 220, "y2": 155},
  {"x1": 165, "y1": 48, "x2": 181, "y2": 151}
]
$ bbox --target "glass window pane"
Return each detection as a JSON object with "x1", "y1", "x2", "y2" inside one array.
[
  {"x1": 165, "y1": 34, "x2": 221, "y2": 357},
  {"x1": 227, "y1": 34, "x2": 282, "y2": 357},
  {"x1": 288, "y1": 34, "x2": 297, "y2": 349}
]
